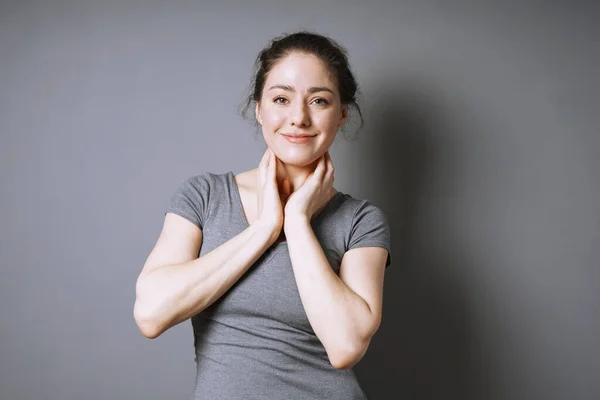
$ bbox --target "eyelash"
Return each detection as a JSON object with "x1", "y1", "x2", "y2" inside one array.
[{"x1": 273, "y1": 97, "x2": 329, "y2": 105}]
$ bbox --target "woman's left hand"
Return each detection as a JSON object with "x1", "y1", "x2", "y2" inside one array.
[{"x1": 284, "y1": 151, "x2": 335, "y2": 222}]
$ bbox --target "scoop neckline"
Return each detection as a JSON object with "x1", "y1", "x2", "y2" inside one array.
[{"x1": 227, "y1": 170, "x2": 342, "y2": 244}]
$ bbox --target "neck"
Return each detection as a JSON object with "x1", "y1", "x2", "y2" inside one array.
[
  {"x1": 275, "y1": 159, "x2": 319, "y2": 193},
  {"x1": 249, "y1": 156, "x2": 336, "y2": 199}
]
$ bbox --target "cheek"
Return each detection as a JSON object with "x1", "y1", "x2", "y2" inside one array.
[
  {"x1": 314, "y1": 112, "x2": 341, "y2": 131},
  {"x1": 261, "y1": 107, "x2": 285, "y2": 130}
]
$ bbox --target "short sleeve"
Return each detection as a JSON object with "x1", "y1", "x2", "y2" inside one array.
[
  {"x1": 165, "y1": 173, "x2": 211, "y2": 229},
  {"x1": 348, "y1": 200, "x2": 392, "y2": 268}
]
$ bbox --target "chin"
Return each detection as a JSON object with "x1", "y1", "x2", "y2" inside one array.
[{"x1": 273, "y1": 148, "x2": 321, "y2": 167}]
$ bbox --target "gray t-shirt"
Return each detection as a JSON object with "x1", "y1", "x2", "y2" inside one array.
[{"x1": 166, "y1": 171, "x2": 392, "y2": 400}]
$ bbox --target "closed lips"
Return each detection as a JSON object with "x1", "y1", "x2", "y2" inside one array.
[{"x1": 281, "y1": 133, "x2": 316, "y2": 137}]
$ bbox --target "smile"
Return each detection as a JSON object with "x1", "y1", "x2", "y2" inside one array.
[{"x1": 281, "y1": 134, "x2": 316, "y2": 144}]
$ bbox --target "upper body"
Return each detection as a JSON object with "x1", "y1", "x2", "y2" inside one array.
[
  {"x1": 134, "y1": 31, "x2": 392, "y2": 399},
  {"x1": 166, "y1": 169, "x2": 391, "y2": 399}
]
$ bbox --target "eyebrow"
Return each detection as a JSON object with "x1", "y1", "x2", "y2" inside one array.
[{"x1": 267, "y1": 84, "x2": 335, "y2": 95}]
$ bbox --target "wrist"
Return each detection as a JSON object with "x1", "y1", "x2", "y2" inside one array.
[
  {"x1": 253, "y1": 219, "x2": 282, "y2": 243},
  {"x1": 284, "y1": 214, "x2": 310, "y2": 231}
]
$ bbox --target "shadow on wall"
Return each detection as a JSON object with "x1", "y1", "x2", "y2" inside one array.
[{"x1": 353, "y1": 78, "x2": 474, "y2": 400}]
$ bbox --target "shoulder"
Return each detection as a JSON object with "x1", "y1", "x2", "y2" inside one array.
[
  {"x1": 169, "y1": 171, "x2": 229, "y2": 206},
  {"x1": 336, "y1": 193, "x2": 392, "y2": 266},
  {"x1": 175, "y1": 171, "x2": 230, "y2": 190},
  {"x1": 166, "y1": 172, "x2": 222, "y2": 229},
  {"x1": 352, "y1": 198, "x2": 389, "y2": 222},
  {"x1": 334, "y1": 193, "x2": 387, "y2": 220},
  {"x1": 175, "y1": 171, "x2": 209, "y2": 186},
  {"x1": 327, "y1": 193, "x2": 390, "y2": 236},
  {"x1": 232, "y1": 169, "x2": 258, "y2": 192}
]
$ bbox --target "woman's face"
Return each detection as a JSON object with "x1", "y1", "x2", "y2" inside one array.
[{"x1": 256, "y1": 52, "x2": 348, "y2": 166}]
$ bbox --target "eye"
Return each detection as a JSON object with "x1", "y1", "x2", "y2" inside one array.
[
  {"x1": 273, "y1": 96, "x2": 288, "y2": 104},
  {"x1": 312, "y1": 98, "x2": 329, "y2": 105}
]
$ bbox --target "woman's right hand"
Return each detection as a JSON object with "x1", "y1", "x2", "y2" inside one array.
[{"x1": 256, "y1": 148, "x2": 290, "y2": 240}]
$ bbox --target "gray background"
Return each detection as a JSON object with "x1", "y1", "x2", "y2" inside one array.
[{"x1": 1, "y1": 1, "x2": 598, "y2": 399}]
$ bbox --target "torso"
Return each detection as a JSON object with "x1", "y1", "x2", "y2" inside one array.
[
  {"x1": 233, "y1": 169, "x2": 260, "y2": 226},
  {"x1": 187, "y1": 171, "x2": 370, "y2": 399}
]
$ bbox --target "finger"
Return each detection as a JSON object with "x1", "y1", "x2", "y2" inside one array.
[
  {"x1": 266, "y1": 149, "x2": 272, "y2": 176},
  {"x1": 260, "y1": 148, "x2": 270, "y2": 166},
  {"x1": 324, "y1": 152, "x2": 333, "y2": 180},
  {"x1": 313, "y1": 153, "x2": 327, "y2": 180},
  {"x1": 261, "y1": 148, "x2": 269, "y2": 163},
  {"x1": 259, "y1": 148, "x2": 269, "y2": 181},
  {"x1": 280, "y1": 179, "x2": 291, "y2": 201},
  {"x1": 268, "y1": 149, "x2": 277, "y2": 185},
  {"x1": 300, "y1": 171, "x2": 313, "y2": 187}
]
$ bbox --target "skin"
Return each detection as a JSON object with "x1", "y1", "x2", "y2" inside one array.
[
  {"x1": 250, "y1": 52, "x2": 388, "y2": 368},
  {"x1": 133, "y1": 50, "x2": 388, "y2": 371},
  {"x1": 255, "y1": 52, "x2": 348, "y2": 195},
  {"x1": 245, "y1": 52, "x2": 349, "y2": 231}
]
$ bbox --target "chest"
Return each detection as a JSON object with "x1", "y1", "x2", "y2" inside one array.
[
  {"x1": 197, "y1": 174, "x2": 350, "y2": 331},
  {"x1": 234, "y1": 175, "x2": 259, "y2": 226}
]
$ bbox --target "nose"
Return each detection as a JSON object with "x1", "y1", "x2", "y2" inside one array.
[{"x1": 289, "y1": 101, "x2": 311, "y2": 127}]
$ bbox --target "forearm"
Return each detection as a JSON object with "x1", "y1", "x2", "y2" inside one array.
[
  {"x1": 134, "y1": 221, "x2": 277, "y2": 338},
  {"x1": 284, "y1": 216, "x2": 378, "y2": 368}
]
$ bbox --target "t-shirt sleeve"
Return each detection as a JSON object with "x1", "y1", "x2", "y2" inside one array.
[
  {"x1": 348, "y1": 200, "x2": 392, "y2": 268},
  {"x1": 165, "y1": 173, "x2": 210, "y2": 230}
]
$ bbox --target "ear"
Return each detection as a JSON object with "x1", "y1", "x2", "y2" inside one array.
[
  {"x1": 255, "y1": 103, "x2": 262, "y2": 125},
  {"x1": 338, "y1": 104, "x2": 349, "y2": 128}
]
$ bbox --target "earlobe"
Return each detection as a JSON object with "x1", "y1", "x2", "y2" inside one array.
[
  {"x1": 255, "y1": 103, "x2": 262, "y2": 125},
  {"x1": 339, "y1": 105, "x2": 349, "y2": 126}
]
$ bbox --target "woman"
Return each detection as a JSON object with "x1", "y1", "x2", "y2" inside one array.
[{"x1": 134, "y1": 31, "x2": 392, "y2": 400}]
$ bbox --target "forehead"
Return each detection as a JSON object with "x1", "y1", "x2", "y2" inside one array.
[{"x1": 264, "y1": 52, "x2": 337, "y2": 91}]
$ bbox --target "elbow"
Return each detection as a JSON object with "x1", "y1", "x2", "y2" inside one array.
[
  {"x1": 328, "y1": 320, "x2": 380, "y2": 370},
  {"x1": 330, "y1": 355, "x2": 358, "y2": 370},
  {"x1": 133, "y1": 301, "x2": 165, "y2": 339},
  {"x1": 329, "y1": 315, "x2": 381, "y2": 369},
  {"x1": 328, "y1": 339, "x2": 370, "y2": 370},
  {"x1": 134, "y1": 275, "x2": 170, "y2": 339}
]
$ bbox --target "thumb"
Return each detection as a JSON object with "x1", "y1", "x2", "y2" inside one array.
[{"x1": 268, "y1": 150, "x2": 277, "y2": 183}]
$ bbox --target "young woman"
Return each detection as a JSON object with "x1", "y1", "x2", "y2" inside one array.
[{"x1": 134, "y1": 31, "x2": 392, "y2": 400}]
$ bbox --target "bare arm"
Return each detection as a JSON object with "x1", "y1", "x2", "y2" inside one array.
[
  {"x1": 284, "y1": 215, "x2": 387, "y2": 369},
  {"x1": 133, "y1": 213, "x2": 277, "y2": 338}
]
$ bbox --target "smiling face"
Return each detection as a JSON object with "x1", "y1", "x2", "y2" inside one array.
[{"x1": 255, "y1": 52, "x2": 348, "y2": 166}]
